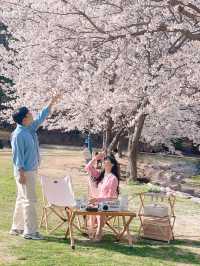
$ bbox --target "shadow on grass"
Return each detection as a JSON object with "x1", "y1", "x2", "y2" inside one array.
[
  {"x1": 43, "y1": 235, "x2": 200, "y2": 265},
  {"x1": 140, "y1": 238, "x2": 200, "y2": 248}
]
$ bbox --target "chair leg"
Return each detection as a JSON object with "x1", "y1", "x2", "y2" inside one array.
[
  {"x1": 138, "y1": 216, "x2": 143, "y2": 239},
  {"x1": 168, "y1": 218, "x2": 174, "y2": 241},
  {"x1": 64, "y1": 209, "x2": 71, "y2": 239},
  {"x1": 68, "y1": 212, "x2": 75, "y2": 249}
]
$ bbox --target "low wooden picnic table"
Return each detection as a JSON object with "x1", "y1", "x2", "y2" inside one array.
[{"x1": 66, "y1": 209, "x2": 137, "y2": 249}]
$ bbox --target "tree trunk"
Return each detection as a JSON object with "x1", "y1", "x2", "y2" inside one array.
[
  {"x1": 107, "y1": 128, "x2": 124, "y2": 154},
  {"x1": 102, "y1": 130, "x2": 106, "y2": 149},
  {"x1": 117, "y1": 139, "x2": 123, "y2": 158},
  {"x1": 103, "y1": 116, "x2": 114, "y2": 151},
  {"x1": 128, "y1": 139, "x2": 138, "y2": 180},
  {"x1": 127, "y1": 114, "x2": 146, "y2": 181}
]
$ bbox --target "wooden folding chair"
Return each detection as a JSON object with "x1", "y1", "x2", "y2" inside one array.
[{"x1": 40, "y1": 175, "x2": 77, "y2": 234}]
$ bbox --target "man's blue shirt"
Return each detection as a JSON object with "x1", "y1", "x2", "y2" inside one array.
[{"x1": 11, "y1": 107, "x2": 49, "y2": 174}]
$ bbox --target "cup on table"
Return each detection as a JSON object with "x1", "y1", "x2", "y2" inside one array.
[
  {"x1": 120, "y1": 195, "x2": 129, "y2": 211},
  {"x1": 75, "y1": 199, "x2": 82, "y2": 209},
  {"x1": 76, "y1": 196, "x2": 87, "y2": 210}
]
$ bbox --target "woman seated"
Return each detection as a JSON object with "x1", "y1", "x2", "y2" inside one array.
[{"x1": 85, "y1": 152, "x2": 120, "y2": 241}]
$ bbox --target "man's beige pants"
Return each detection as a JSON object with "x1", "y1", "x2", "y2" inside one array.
[{"x1": 11, "y1": 171, "x2": 38, "y2": 235}]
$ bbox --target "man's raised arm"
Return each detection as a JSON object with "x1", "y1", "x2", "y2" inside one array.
[{"x1": 29, "y1": 94, "x2": 61, "y2": 131}]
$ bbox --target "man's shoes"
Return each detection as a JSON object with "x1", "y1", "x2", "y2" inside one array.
[
  {"x1": 23, "y1": 232, "x2": 44, "y2": 240},
  {"x1": 9, "y1": 229, "x2": 24, "y2": 236}
]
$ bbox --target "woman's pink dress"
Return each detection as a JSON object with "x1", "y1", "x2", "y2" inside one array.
[
  {"x1": 85, "y1": 160, "x2": 118, "y2": 200},
  {"x1": 85, "y1": 160, "x2": 119, "y2": 232}
]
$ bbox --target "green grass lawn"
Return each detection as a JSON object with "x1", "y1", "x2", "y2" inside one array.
[
  {"x1": 0, "y1": 150, "x2": 200, "y2": 266},
  {"x1": 187, "y1": 175, "x2": 200, "y2": 186}
]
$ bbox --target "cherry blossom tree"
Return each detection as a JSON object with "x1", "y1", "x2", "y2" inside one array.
[
  {"x1": 1, "y1": 0, "x2": 200, "y2": 179},
  {"x1": 0, "y1": 19, "x2": 17, "y2": 121}
]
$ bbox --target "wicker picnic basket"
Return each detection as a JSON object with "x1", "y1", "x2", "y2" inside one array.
[{"x1": 143, "y1": 217, "x2": 173, "y2": 242}]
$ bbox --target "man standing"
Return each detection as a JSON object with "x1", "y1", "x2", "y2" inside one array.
[{"x1": 10, "y1": 94, "x2": 60, "y2": 240}]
